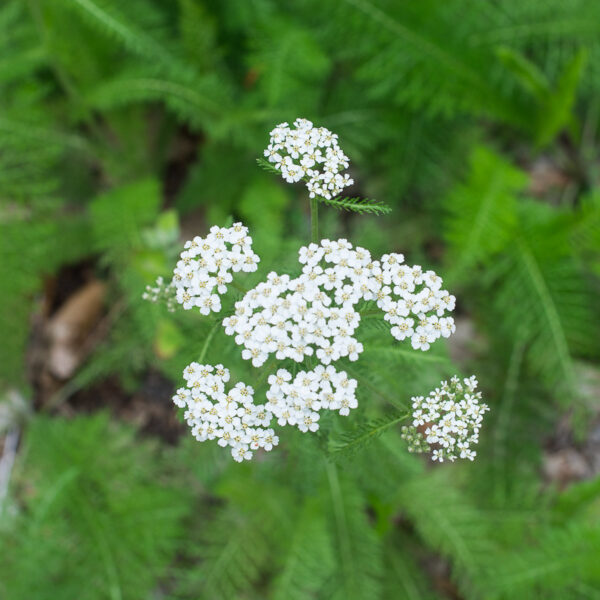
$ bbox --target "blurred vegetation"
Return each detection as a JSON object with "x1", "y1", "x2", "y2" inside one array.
[{"x1": 1, "y1": 0, "x2": 600, "y2": 598}]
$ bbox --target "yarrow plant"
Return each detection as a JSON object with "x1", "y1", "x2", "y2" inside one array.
[{"x1": 146, "y1": 118, "x2": 488, "y2": 463}]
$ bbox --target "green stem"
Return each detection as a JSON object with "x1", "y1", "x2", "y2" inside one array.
[
  {"x1": 310, "y1": 196, "x2": 319, "y2": 243},
  {"x1": 230, "y1": 279, "x2": 248, "y2": 294},
  {"x1": 198, "y1": 321, "x2": 219, "y2": 363}
]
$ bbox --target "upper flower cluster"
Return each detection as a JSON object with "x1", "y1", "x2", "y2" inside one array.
[
  {"x1": 266, "y1": 365, "x2": 358, "y2": 432},
  {"x1": 401, "y1": 375, "x2": 489, "y2": 462},
  {"x1": 264, "y1": 118, "x2": 354, "y2": 200},
  {"x1": 173, "y1": 363, "x2": 279, "y2": 462},
  {"x1": 172, "y1": 223, "x2": 260, "y2": 315},
  {"x1": 376, "y1": 253, "x2": 456, "y2": 351}
]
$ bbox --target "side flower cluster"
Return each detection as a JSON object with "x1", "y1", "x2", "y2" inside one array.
[
  {"x1": 376, "y1": 253, "x2": 456, "y2": 351},
  {"x1": 173, "y1": 363, "x2": 278, "y2": 462},
  {"x1": 264, "y1": 118, "x2": 353, "y2": 200},
  {"x1": 266, "y1": 366, "x2": 358, "y2": 432},
  {"x1": 172, "y1": 223, "x2": 260, "y2": 315},
  {"x1": 401, "y1": 375, "x2": 489, "y2": 462},
  {"x1": 222, "y1": 239, "x2": 379, "y2": 367}
]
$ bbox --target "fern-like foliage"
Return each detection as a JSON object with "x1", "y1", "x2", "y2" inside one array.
[
  {"x1": 319, "y1": 196, "x2": 392, "y2": 215},
  {"x1": 0, "y1": 216, "x2": 90, "y2": 387},
  {"x1": 443, "y1": 147, "x2": 598, "y2": 392},
  {"x1": 444, "y1": 146, "x2": 527, "y2": 282},
  {"x1": 271, "y1": 499, "x2": 336, "y2": 600},
  {"x1": 489, "y1": 202, "x2": 599, "y2": 390},
  {"x1": 256, "y1": 156, "x2": 282, "y2": 176},
  {"x1": 328, "y1": 411, "x2": 408, "y2": 461},
  {"x1": 325, "y1": 464, "x2": 383, "y2": 600},
  {"x1": 0, "y1": 413, "x2": 193, "y2": 600}
]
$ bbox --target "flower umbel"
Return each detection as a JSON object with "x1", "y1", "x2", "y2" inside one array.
[
  {"x1": 172, "y1": 223, "x2": 259, "y2": 314},
  {"x1": 376, "y1": 253, "x2": 456, "y2": 351},
  {"x1": 401, "y1": 375, "x2": 489, "y2": 462},
  {"x1": 222, "y1": 239, "x2": 376, "y2": 367},
  {"x1": 173, "y1": 363, "x2": 278, "y2": 462},
  {"x1": 266, "y1": 365, "x2": 358, "y2": 430},
  {"x1": 264, "y1": 118, "x2": 354, "y2": 200}
]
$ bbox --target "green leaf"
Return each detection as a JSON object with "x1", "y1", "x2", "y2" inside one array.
[
  {"x1": 329, "y1": 411, "x2": 408, "y2": 461},
  {"x1": 444, "y1": 146, "x2": 526, "y2": 282},
  {"x1": 489, "y1": 203, "x2": 598, "y2": 391},
  {"x1": 326, "y1": 463, "x2": 383, "y2": 600},
  {"x1": 496, "y1": 46, "x2": 550, "y2": 101},
  {"x1": 319, "y1": 195, "x2": 392, "y2": 215},
  {"x1": 0, "y1": 414, "x2": 192, "y2": 600},
  {"x1": 271, "y1": 499, "x2": 335, "y2": 600},
  {"x1": 90, "y1": 178, "x2": 161, "y2": 261},
  {"x1": 536, "y1": 48, "x2": 587, "y2": 147},
  {"x1": 256, "y1": 156, "x2": 282, "y2": 176}
]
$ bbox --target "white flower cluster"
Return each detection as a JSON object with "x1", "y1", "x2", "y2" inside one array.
[
  {"x1": 375, "y1": 253, "x2": 456, "y2": 351},
  {"x1": 172, "y1": 223, "x2": 260, "y2": 315},
  {"x1": 264, "y1": 118, "x2": 354, "y2": 200},
  {"x1": 401, "y1": 376, "x2": 489, "y2": 462},
  {"x1": 173, "y1": 363, "x2": 279, "y2": 462},
  {"x1": 266, "y1": 366, "x2": 358, "y2": 432},
  {"x1": 222, "y1": 239, "x2": 379, "y2": 368},
  {"x1": 142, "y1": 276, "x2": 176, "y2": 312}
]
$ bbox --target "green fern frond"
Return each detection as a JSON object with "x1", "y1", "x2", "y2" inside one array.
[
  {"x1": 271, "y1": 499, "x2": 335, "y2": 600},
  {"x1": 488, "y1": 203, "x2": 598, "y2": 391},
  {"x1": 479, "y1": 523, "x2": 600, "y2": 599},
  {"x1": 383, "y1": 535, "x2": 441, "y2": 600},
  {"x1": 572, "y1": 192, "x2": 600, "y2": 275},
  {"x1": 329, "y1": 411, "x2": 408, "y2": 461},
  {"x1": 86, "y1": 73, "x2": 226, "y2": 130},
  {"x1": 58, "y1": 0, "x2": 194, "y2": 79},
  {"x1": 176, "y1": 472, "x2": 289, "y2": 600},
  {"x1": 444, "y1": 146, "x2": 527, "y2": 282},
  {"x1": 248, "y1": 16, "x2": 330, "y2": 108},
  {"x1": 0, "y1": 414, "x2": 192, "y2": 600},
  {"x1": 256, "y1": 156, "x2": 282, "y2": 176},
  {"x1": 326, "y1": 464, "x2": 383, "y2": 600},
  {"x1": 319, "y1": 195, "x2": 392, "y2": 215},
  {"x1": 90, "y1": 178, "x2": 161, "y2": 260},
  {"x1": 393, "y1": 467, "x2": 498, "y2": 595},
  {"x1": 362, "y1": 345, "x2": 452, "y2": 366}
]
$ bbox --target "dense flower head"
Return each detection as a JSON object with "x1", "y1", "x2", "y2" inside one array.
[
  {"x1": 375, "y1": 253, "x2": 456, "y2": 351},
  {"x1": 264, "y1": 118, "x2": 353, "y2": 200},
  {"x1": 222, "y1": 239, "x2": 377, "y2": 367},
  {"x1": 401, "y1": 375, "x2": 489, "y2": 462},
  {"x1": 172, "y1": 223, "x2": 259, "y2": 315},
  {"x1": 266, "y1": 365, "x2": 358, "y2": 432},
  {"x1": 173, "y1": 362, "x2": 278, "y2": 462}
]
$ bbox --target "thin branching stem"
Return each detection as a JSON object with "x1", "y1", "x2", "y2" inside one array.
[
  {"x1": 310, "y1": 196, "x2": 319, "y2": 243},
  {"x1": 198, "y1": 321, "x2": 220, "y2": 363}
]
